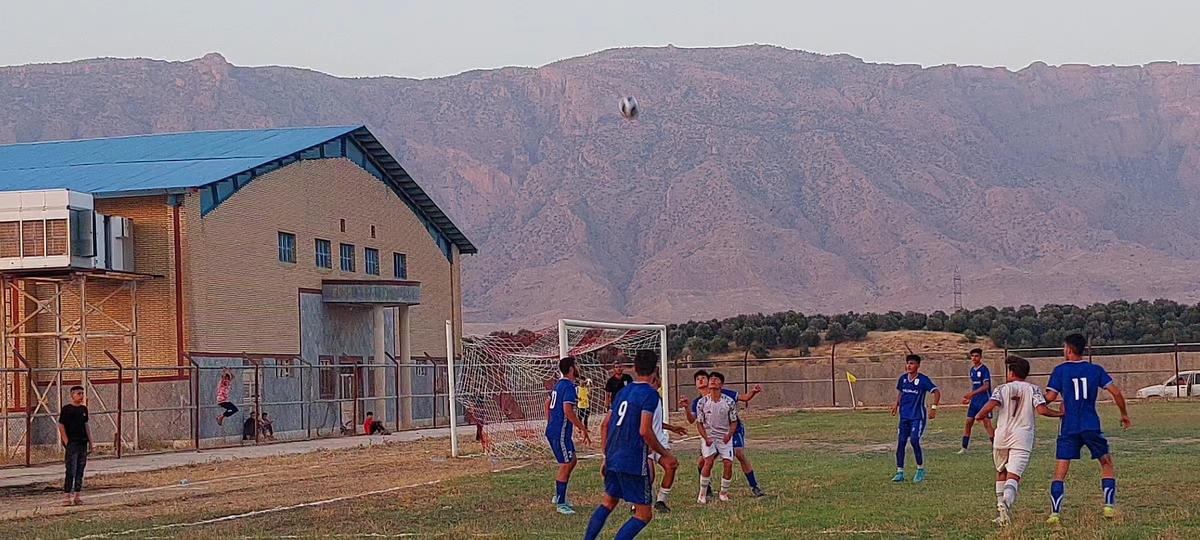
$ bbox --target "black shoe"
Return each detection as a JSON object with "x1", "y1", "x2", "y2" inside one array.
[
  {"x1": 752, "y1": 486, "x2": 766, "y2": 498},
  {"x1": 654, "y1": 501, "x2": 671, "y2": 513}
]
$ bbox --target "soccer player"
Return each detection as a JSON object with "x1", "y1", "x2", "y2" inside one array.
[
  {"x1": 1043, "y1": 333, "x2": 1132, "y2": 524},
  {"x1": 682, "y1": 371, "x2": 765, "y2": 497},
  {"x1": 545, "y1": 356, "x2": 591, "y2": 515},
  {"x1": 972, "y1": 356, "x2": 1063, "y2": 524},
  {"x1": 585, "y1": 350, "x2": 676, "y2": 540},
  {"x1": 695, "y1": 372, "x2": 739, "y2": 503},
  {"x1": 577, "y1": 379, "x2": 592, "y2": 431},
  {"x1": 958, "y1": 348, "x2": 995, "y2": 454},
  {"x1": 649, "y1": 372, "x2": 687, "y2": 512},
  {"x1": 891, "y1": 354, "x2": 941, "y2": 483},
  {"x1": 605, "y1": 362, "x2": 634, "y2": 409}
]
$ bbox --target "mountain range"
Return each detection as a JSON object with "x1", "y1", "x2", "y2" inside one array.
[{"x1": 3, "y1": 46, "x2": 1200, "y2": 327}]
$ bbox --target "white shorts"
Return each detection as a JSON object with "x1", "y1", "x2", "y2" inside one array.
[
  {"x1": 650, "y1": 440, "x2": 671, "y2": 463},
  {"x1": 993, "y1": 448, "x2": 1031, "y2": 478},
  {"x1": 702, "y1": 439, "x2": 734, "y2": 461}
]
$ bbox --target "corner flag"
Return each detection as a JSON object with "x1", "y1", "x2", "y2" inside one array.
[{"x1": 846, "y1": 372, "x2": 857, "y2": 383}]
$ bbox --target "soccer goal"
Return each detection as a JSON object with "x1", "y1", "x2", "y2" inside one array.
[{"x1": 450, "y1": 319, "x2": 668, "y2": 458}]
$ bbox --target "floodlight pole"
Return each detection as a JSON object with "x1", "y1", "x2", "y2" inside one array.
[{"x1": 446, "y1": 320, "x2": 458, "y2": 458}]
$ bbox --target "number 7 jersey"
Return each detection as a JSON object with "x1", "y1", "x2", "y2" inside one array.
[
  {"x1": 990, "y1": 381, "x2": 1046, "y2": 451},
  {"x1": 1046, "y1": 361, "x2": 1114, "y2": 436}
]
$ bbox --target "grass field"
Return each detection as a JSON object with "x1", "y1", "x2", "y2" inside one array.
[{"x1": 4, "y1": 401, "x2": 1198, "y2": 539}]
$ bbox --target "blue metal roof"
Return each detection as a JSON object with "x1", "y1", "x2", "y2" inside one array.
[
  {"x1": 0, "y1": 126, "x2": 476, "y2": 255},
  {"x1": 0, "y1": 126, "x2": 359, "y2": 195}
]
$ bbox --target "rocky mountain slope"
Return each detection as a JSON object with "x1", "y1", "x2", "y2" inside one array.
[{"x1": 3, "y1": 47, "x2": 1200, "y2": 326}]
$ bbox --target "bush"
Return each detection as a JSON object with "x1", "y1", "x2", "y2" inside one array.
[
  {"x1": 709, "y1": 336, "x2": 730, "y2": 354},
  {"x1": 750, "y1": 341, "x2": 770, "y2": 359},
  {"x1": 846, "y1": 322, "x2": 869, "y2": 341},
  {"x1": 780, "y1": 324, "x2": 803, "y2": 348},
  {"x1": 825, "y1": 322, "x2": 847, "y2": 344}
]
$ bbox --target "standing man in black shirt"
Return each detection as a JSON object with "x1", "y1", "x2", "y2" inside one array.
[
  {"x1": 58, "y1": 385, "x2": 92, "y2": 506},
  {"x1": 603, "y1": 361, "x2": 634, "y2": 409}
]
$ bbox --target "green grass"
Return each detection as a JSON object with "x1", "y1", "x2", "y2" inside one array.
[{"x1": 9, "y1": 401, "x2": 1200, "y2": 539}]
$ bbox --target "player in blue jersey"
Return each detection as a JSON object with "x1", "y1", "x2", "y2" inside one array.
[
  {"x1": 959, "y1": 348, "x2": 996, "y2": 453},
  {"x1": 585, "y1": 350, "x2": 676, "y2": 540},
  {"x1": 1043, "y1": 334, "x2": 1131, "y2": 524},
  {"x1": 682, "y1": 370, "x2": 765, "y2": 497},
  {"x1": 545, "y1": 356, "x2": 591, "y2": 515},
  {"x1": 891, "y1": 354, "x2": 941, "y2": 483}
]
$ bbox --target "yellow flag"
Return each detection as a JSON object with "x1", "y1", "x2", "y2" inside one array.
[{"x1": 847, "y1": 372, "x2": 857, "y2": 383}]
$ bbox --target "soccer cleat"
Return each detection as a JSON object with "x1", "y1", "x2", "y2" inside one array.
[
  {"x1": 1103, "y1": 505, "x2": 1116, "y2": 519},
  {"x1": 751, "y1": 486, "x2": 766, "y2": 498},
  {"x1": 654, "y1": 501, "x2": 671, "y2": 513},
  {"x1": 997, "y1": 501, "x2": 1012, "y2": 525},
  {"x1": 719, "y1": 492, "x2": 730, "y2": 502},
  {"x1": 913, "y1": 469, "x2": 926, "y2": 483},
  {"x1": 956, "y1": 448, "x2": 968, "y2": 455},
  {"x1": 551, "y1": 495, "x2": 560, "y2": 505},
  {"x1": 891, "y1": 471, "x2": 906, "y2": 483},
  {"x1": 556, "y1": 503, "x2": 576, "y2": 515},
  {"x1": 698, "y1": 493, "x2": 708, "y2": 504},
  {"x1": 1046, "y1": 513, "x2": 1061, "y2": 525}
]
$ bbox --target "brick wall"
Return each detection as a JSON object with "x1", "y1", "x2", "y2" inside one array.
[{"x1": 182, "y1": 158, "x2": 459, "y2": 357}]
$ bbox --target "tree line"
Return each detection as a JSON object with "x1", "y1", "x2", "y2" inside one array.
[{"x1": 664, "y1": 299, "x2": 1200, "y2": 360}]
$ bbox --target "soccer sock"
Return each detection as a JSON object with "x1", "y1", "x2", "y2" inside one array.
[
  {"x1": 720, "y1": 478, "x2": 732, "y2": 494},
  {"x1": 745, "y1": 470, "x2": 759, "y2": 489},
  {"x1": 1050, "y1": 480, "x2": 1065, "y2": 513},
  {"x1": 699, "y1": 475, "x2": 711, "y2": 497},
  {"x1": 555, "y1": 480, "x2": 568, "y2": 505},
  {"x1": 657, "y1": 487, "x2": 671, "y2": 503},
  {"x1": 613, "y1": 516, "x2": 649, "y2": 540},
  {"x1": 963, "y1": 436, "x2": 970, "y2": 450},
  {"x1": 995, "y1": 481, "x2": 1005, "y2": 503},
  {"x1": 584, "y1": 505, "x2": 612, "y2": 540},
  {"x1": 896, "y1": 436, "x2": 908, "y2": 469},
  {"x1": 1003, "y1": 479, "x2": 1020, "y2": 507},
  {"x1": 1102, "y1": 478, "x2": 1116, "y2": 506},
  {"x1": 912, "y1": 438, "x2": 924, "y2": 467}
]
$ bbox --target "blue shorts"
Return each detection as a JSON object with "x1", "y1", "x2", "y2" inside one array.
[
  {"x1": 898, "y1": 418, "x2": 926, "y2": 440},
  {"x1": 967, "y1": 400, "x2": 992, "y2": 419},
  {"x1": 1056, "y1": 431, "x2": 1110, "y2": 461},
  {"x1": 604, "y1": 471, "x2": 654, "y2": 506},
  {"x1": 547, "y1": 433, "x2": 575, "y2": 464},
  {"x1": 732, "y1": 429, "x2": 746, "y2": 449}
]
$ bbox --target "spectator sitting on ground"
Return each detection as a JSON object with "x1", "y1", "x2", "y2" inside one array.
[
  {"x1": 242, "y1": 411, "x2": 258, "y2": 441},
  {"x1": 259, "y1": 413, "x2": 275, "y2": 440},
  {"x1": 363, "y1": 411, "x2": 389, "y2": 435}
]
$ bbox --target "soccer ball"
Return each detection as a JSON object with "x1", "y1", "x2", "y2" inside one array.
[{"x1": 619, "y1": 96, "x2": 639, "y2": 120}]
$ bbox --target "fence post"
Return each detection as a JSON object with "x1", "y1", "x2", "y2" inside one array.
[
  {"x1": 1174, "y1": 340, "x2": 1181, "y2": 398},
  {"x1": 830, "y1": 344, "x2": 837, "y2": 408},
  {"x1": 103, "y1": 351, "x2": 124, "y2": 459},
  {"x1": 13, "y1": 351, "x2": 32, "y2": 466},
  {"x1": 385, "y1": 352, "x2": 402, "y2": 433},
  {"x1": 297, "y1": 357, "x2": 312, "y2": 440},
  {"x1": 254, "y1": 358, "x2": 261, "y2": 444},
  {"x1": 672, "y1": 356, "x2": 679, "y2": 412},
  {"x1": 743, "y1": 351, "x2": 749, "y2": 399},
  {"x1": 186, "y1": 355, "x2": 200, "y2": 452}
]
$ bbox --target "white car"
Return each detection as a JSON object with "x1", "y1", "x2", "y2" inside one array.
[{"x1": 1135, "y1": 371, "x2": 1200, "y2": 399}]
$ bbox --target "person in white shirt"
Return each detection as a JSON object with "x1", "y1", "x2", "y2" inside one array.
[
  {"x1": 973, "y1": 356, "x2": 1063, "y2": 525},
  {"x1": 695, "y1": 372, "x2": 739, "y2": 503},
  {"x1": 647, "y1": 373, "x2": 686, "y2": 513}
]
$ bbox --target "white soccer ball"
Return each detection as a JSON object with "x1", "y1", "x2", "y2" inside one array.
[{"x1": 619, "y1": 96, "x2": 639, "y2": 120}]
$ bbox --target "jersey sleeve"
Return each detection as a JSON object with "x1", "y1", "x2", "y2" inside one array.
[
  {"x1": 727, "y1": 399, "x2": 739, "y2": 424},
  {"x1": 990, "y1": 386, "x2": 1003, "y2": 403},
  {"x1": 980, "y1": 366, "x2": 991, "y2": 384},
  {"x1": 1032, "y1": 385, "x2": 1047, "y2": 407},
  {"x1": 695, "y1": 398, "x2": 707, "y2": 425},
  {"x1": 1097, "y1": 365, "x2": 1115, "y2": 388},
  {"x1": 896, "y1": 376, "x2": 904, "y2": 391},
  {"x1": 1046, "y1": 366, "x2": 1062, "y2": 395},
  {"x1": 562, "y1": 384, "x2": 577, "y2": 405},
  {"x1": 923, "y1": 374, "x2": 938, "y2": 392},
  {"x1": 690, "y1": 397, "x2": 700, "y2": 415}
]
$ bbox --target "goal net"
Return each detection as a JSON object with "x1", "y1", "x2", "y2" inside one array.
[{"x1": 455, "y1": 319, "x2": 668, "y2": 459}]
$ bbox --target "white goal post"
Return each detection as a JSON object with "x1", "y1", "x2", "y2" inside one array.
[{"x1": 448, "y1": 318, "x2": 669, "y2": 459}]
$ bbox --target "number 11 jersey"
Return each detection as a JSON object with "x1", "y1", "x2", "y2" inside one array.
[{"x1": 1046, "y1": 361, "x2": 1113, "y2": 435}]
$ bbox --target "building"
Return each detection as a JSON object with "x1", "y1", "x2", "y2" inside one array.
[{"x1": 0, "y1": 126, "x2": 475, "y2": 458}]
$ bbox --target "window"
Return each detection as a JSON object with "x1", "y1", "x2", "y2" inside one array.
[
  {"x1": 242, "y1": 362, "x2": 258, "y2": 406},
  {"x1": 365, "y1": 248, "x2": 380, "y2": 275},
  {"x1": 340, "y1": 219, "x2": 346, "y2": 233},
  {"x1": 278, "y1": 232, "x2": 296, "y2": 263},
  {"x1": 315, "y1": 239, "x2": 332, "y2": 268},
  {"x1": 370, "y1": 225, "x2": 376, "y2": 239},
  {"x1": 318, "y1": 356, "x2": 336, "y2": 400},
  {"x1": 340, "y1": 243, "x2": 355, "y2": 272},
  {"x1": 275, "y1": 357, "x2": 296, "y2": 379},
  {"x1": 393, "y1": 253, "x2": 407, "y2": 279}
]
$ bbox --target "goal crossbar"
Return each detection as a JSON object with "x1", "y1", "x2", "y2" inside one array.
[{"x1": 558, "y1": 319, "x2": 670, "y2": 427}]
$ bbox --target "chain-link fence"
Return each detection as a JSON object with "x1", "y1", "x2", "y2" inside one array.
[
  {"x1": 671, "y1": 343, "x2": 1200, "y2": 410},
  {"x1": 0, "y1": 351, "x2": 459, "y2": 467}
]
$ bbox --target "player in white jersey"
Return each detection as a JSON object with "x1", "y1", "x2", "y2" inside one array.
[
  {"x1": 648, "y1": 373, "x2": 686, "y2": 513},
  {"x1": 972, "y1": 356, "x2": 1063, "y2": 525},
  {"x1": 695, "y1": 372, "x2": 739, "y2": 503}
]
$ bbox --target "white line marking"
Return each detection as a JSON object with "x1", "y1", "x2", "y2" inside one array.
[
  {"x1": 85, "y1": 472, "x2": 272, "y2": 500},
  {"x1": 490, "y1": 463, "x2": 531, "y2": 473},
  {"x1": 69, "y1": 480, "x2": 442, "y2": 540}
]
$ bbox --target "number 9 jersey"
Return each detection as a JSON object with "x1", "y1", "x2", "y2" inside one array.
[{"x1": 604, "y1": 381, "x2": 662, "y2": 476}]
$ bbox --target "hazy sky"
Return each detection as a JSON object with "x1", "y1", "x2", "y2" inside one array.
[{"x1": 4, "y1": 0, "x2": 1198, "y2": 79}]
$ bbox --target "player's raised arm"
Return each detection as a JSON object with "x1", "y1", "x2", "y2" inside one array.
[
  {"x1": 739, "y1": 385, "x2": 762, "y2": 403},
  {"x1": 681, "y1": 398, "x2": 698, "y2": 424}
]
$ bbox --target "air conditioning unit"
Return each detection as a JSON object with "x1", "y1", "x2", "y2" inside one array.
[{"x1": 0, "y1": 189, "x2": 135, "y2": 273}]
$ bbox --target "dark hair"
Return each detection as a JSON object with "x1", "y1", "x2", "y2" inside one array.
[
  {"x1": 693, "y1": 370, "x2": 709, "y2": 381},
  {"x1": 69, "y1": 385, "x2": 84, "y2": 393},
  {"x1": 969, "y1": 348, "x2": 983, "y2": 357},
  {"x1": 1063, "y1": 333, "x2": 1087, "y2": 357},
  {"x1": 905, "y1": 354, "x2": 922, "y2": 364},
  {"x1": 1006, "y1": 356, "x2": 1031, "y2": 379},
  {"x1": 708, "y1": 371, "x2": 725, "y2": 383},
  {"x1": 633, "y1": 349, "x2": 658, "y2": 376},
  {"x1": 366, "y1": 411, "x2": 373, "y2": 416},
  {"x1": 559, "y1": 356, "x2": 577, "y2": 375}
]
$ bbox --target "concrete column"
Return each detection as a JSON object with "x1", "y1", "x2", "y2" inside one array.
[
  {"x1": 398, "y1": 305, "x2": 414, "y2": 429},
  {"x1": 373, "y1": 305, "x2": 388, "y2": 424}
]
